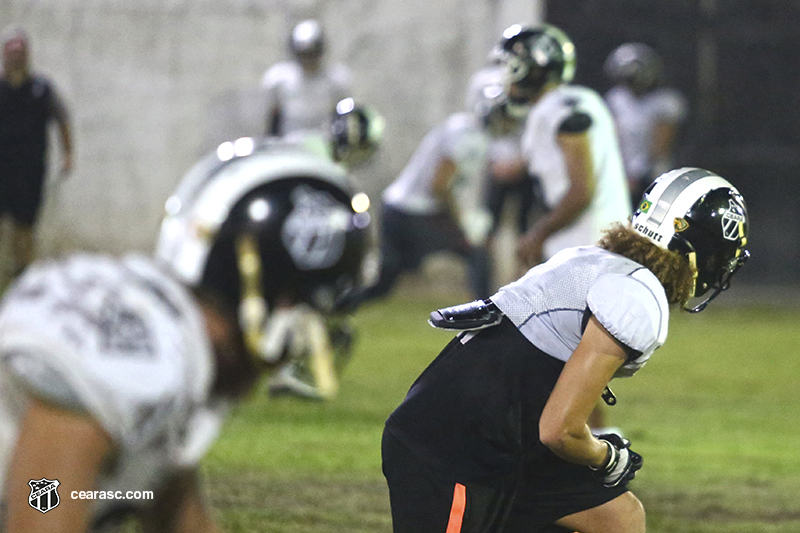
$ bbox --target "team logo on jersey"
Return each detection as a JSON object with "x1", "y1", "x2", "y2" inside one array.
[
  {"x1": 28, "y1": 478, "x2": 60, "y2": 513},
  {"x1": 722, "y1": 198, "x2": 746, "y2": 241},
  {"x1": 638, "y1": 199, "x2": 652, "y2": 214},
  {"x1": 673, "y1": 217, "x2": 689, "y2": 232},
  {"x1": 282, "y1": 186, "x2": 349, "y2": 270}
]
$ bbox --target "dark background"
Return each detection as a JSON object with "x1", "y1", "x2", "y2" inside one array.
[{"x1": 547, "y1": 0, "x2": 800, "y2": 286}]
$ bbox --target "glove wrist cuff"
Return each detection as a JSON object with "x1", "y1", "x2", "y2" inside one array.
[{"x1": 589, "y1": 440, "x2": 613, "y2": 471}]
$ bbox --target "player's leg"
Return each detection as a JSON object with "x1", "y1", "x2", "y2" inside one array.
[
  {"x1": 382, "y1": 430, "x2": 518, "y2": 533},
  {"x1": 9, "y1": 165, "x2": 46, "y2": 277},
  {"x1": 554, "y1": 491, "x2": 645, "y2": 533},
  {"x1": 382, "y1": 430, "x2": 460, "y2": 533},
  {"x1": 466, "y1": 245, "x2": 492, "y2": 299},
  {"x1": 10, "y1": 222, "x2": 35, "y2": 277}
]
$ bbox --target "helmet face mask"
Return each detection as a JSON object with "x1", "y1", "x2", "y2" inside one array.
[{"x1": 631, "y1": 168, "x2": 749, "y2": 312}]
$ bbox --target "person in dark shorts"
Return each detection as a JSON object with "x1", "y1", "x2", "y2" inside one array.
[
  {"x1": 382, "y1": 167, "x2": 750, "y2": 532},
  {"x1": 0, "y1": 27, "x2": 73, "y2": 280}
]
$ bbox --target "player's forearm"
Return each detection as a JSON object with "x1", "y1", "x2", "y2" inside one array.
[
  {"x1": 532, "y1": 184, "x2": 591, "y2": 239},
  {"x1": 58, "y1": 121, "x2": 73, "y2": 156},
  {"x1": 540, "y1": 422, "x2": 608, "y2": 467}
]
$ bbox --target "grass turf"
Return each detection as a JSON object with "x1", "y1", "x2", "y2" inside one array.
[{"x1": 202, "y1": 293, "x2": 800, "y2": 532}]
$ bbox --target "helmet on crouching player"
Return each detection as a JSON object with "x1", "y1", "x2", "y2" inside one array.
[
  {"x1": 630, "y1": 167, "x2": 749, "y2": 312},
  {"x1": 156, "y1": 138, "x2": 371, "y2": 399}
]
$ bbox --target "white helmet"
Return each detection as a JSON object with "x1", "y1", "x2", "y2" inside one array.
[{"x1": 631, "y1": 167, "x2": 749, "y2": 312}]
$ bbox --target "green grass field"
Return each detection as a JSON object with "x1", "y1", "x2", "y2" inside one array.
[{"x1": 202, "y1": 291, "x2": 800, "y2": 532}]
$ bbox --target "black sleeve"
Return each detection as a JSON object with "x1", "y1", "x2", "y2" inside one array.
[{"x1": 558, "y1": 111, "x2": 593, "y2": 134}]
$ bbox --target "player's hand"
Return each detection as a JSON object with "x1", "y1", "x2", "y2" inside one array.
[
  {"x1": 516, "y1": 229, "x2": 545, "y2": 267},
  {"x1": 592, "y1": 433, "x2": 643, "y2": 487},
  {"x1": 60, "y1": 153, "x2": 73, "y2": 180}
]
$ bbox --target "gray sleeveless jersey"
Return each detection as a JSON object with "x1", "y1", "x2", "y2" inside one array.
[
  {"x1": 490, "y1": 246, "x2": 669, "y2": 377},
  {"x1": 0, "y1": 254, "x2": 223, "y2": 514},
  {"x1": 605, "y1": 85, "x2": 688, "y2": 182}
]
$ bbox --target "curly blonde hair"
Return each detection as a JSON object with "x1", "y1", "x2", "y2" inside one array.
[{"x1": 597, "y1": 223, "x2": 695, "y2": 306}]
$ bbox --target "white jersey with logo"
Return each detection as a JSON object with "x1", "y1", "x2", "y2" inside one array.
[
  {"x1": 383, "y1": 112, "x2": 489, "y2": 215},
  {"x1": 521, "y1": 85, "x2": 631, "y2": 258},
  {"x1": 605, "y1": 85, "x2": 688, "y2": 182},
  {"x1": 261, "y1": 60, "x2": 352, "y2": 135},
  {"x1": 491, "y1": 246, "x2": 669, "y2": 376},
  {"x1": 0, "y1": 254, "x2": 223, "y2": 515}
]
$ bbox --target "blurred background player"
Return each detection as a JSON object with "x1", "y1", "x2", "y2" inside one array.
[
  {"x1": 604, "y1": 42, "x2": 689, "y2": 208},
  {"x1": 340, "y1": 87, "x2": 522, "y2": 309},
  {"x1": 0, "y1": 142, "x2": 368, "y2": 530},
  {"x1": 244, "y1": 99, "x2": 384, "y2": 399},
  {"x1": 283, "y1": 96, "x2": 386, "y2": 172},
  {"x1": 0, "y1": 27, "x2": 73, "y2": 286},
  {"x1": 500, "y1": 24, "x2": 631, "y2": 271},
  {"x1": 261, "y1": 19, "x2": 353, "y2": 139},
  {"x1": 382, "y1": 167, "x2": 749, "y2": 533},
  {"x1": 497, "y1": 24, "x2": 632, "y2": 433},
  {"x1": 466, "y1": 62, "x2": 539, "y2": 284}
]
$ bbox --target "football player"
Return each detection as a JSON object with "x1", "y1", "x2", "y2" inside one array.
[
  {"x1": 341, "y1": 84, "x2": 523, "y2": 309},
  {"x1": 382, "y1": 168, "x2": 749, "y2": 533},
  {"x1": 0, "y1": 142, "x2": 369, "y2": 530},
  {"x1": 497, "y1": 24, "x2": 631, "y2": 270},
  {"x1": 261, "y1": 19, "x2": 353, "y2": 138},
  {"x1": 604, "y1": 43, "x2": 688, "y2": 208},
  {"x1": 283, "y1": 96, "x2": 385, "y2": 171},
  {"x1": 255, "y1": 99, "x2": 383, "y2": 399},
  {"x1": 466, "y1": 57, "x2": 539, "y2": 243}
]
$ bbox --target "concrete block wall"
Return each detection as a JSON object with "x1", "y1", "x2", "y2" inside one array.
[{"x1": 2, "y1": 0, "x2": 540, "y2": 258}]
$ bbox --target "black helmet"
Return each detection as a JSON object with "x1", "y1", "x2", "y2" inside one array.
[
  {"x1": 156, "y1": 139, "x2": 371, "y2": 349},
  {"x1": 495, "y1": 23, "x2": 576, "y2": 100},
  {"x1": 631, "y1": 168, "x2": 749, "y2": 312},
  {"x1": 604, "y1": 42, "x2": 663, "y2": 93},
  {"x1": 329, "y1": 98, "x2": 385, "y2": 167}
]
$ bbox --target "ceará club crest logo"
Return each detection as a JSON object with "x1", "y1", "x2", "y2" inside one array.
[{"x1": 28, "y1": 477, "x2": 61, "y2": 513}]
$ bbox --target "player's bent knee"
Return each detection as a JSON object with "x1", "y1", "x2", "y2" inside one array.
[
  {"x1": 617, "y1": 492, "x2": 646, "y2": 533},
  {"x1": 556, "y1": 491, "x2": 646, "y2": 533}
]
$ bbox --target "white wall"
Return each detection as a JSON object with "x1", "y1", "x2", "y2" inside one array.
[{"x1": 1, "y1": 0, "x2": 542, "y2": 257}]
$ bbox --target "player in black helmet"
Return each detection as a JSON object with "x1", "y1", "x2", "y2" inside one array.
[{"x1": 0, "y1": 142, "x2": 369, "y2": 530}]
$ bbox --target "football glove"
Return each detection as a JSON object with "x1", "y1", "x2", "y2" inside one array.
[{"x1": 591, "y1": 433, "x2": 643, "y2": 488}]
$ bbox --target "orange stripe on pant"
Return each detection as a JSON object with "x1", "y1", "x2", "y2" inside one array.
[{"x1": 445, "y1": 483, "x2": 466, "y2": 533}]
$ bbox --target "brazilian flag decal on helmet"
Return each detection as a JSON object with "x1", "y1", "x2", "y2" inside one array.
[{"x1": 638, "y1": 199, "x2": 652, "y2": 213}]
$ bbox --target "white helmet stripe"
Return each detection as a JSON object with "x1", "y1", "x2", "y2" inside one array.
[{"x1": 647, "y1": 168, "x2": 711, "y2": 225}]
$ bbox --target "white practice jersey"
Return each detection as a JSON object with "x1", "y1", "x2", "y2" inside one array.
[
  {"x1": 605, "y1": 85, "x2": 688, "y2": 182},
  {"x1": 491, "y1": 246, "x2": 669, "y2": 377},
  {"x1": 0, "y1": 255, "x2": 224, "y2": 515},
  {"x1": 261, "y1": 60, "x2": 352, "y2": 135},
  {"x1": 521, "y1": 85, "x2": 631, "y2": 257},
  {"x1": 383, "y1": 112, "x2": 489, "y2": 215}
]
